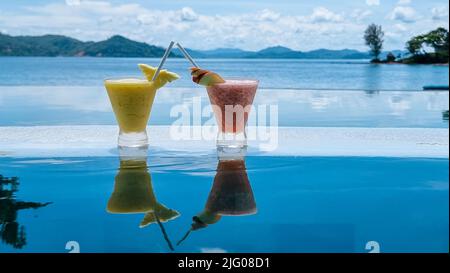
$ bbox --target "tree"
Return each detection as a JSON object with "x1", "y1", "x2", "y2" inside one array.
[
  {"x1": 406, "y1": 36, "x2": 424, "y2": 55},
  {"x1": 364, "y1": 24, "x2": 384, "y2": 61},
  {"x1": 423, "y1": 27, "x2": 449, "y2": 56},
  {"x1": 386, "y1": 52, "x2": 396, "y2": 62},
  {"x1": 405, "y1": 27, "x2": 449, "y2": 59}
]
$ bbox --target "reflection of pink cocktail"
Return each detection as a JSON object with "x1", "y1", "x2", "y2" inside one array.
[
  {"x1": 206, "y1": 79, "x2": 258, "y2": 150},
  {"x1": 205, "y1": 159, "x2": 256, "y2": 215}
]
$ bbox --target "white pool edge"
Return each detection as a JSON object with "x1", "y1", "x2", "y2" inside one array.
[{"x1": 0, "y1": 125, "x2": 448, "y2": 158}]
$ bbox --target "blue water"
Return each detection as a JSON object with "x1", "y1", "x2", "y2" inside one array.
[
  {"x1": 0, "y1": 57, "x2": 448, "y2": 90},
  {"x1": 0, "y1": 87, "x2": 448, "y2": 128},
  {"x1": 0, "y1": 155, "x2": 448, "y2": 253}
]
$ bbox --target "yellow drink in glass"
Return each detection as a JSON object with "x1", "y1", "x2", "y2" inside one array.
[
  {"x1": 104, "y1": 65, "x2": 178, "y2": 147},
  {"x1": 105, "y1": 78, "x2": 157, "y2": 147}
]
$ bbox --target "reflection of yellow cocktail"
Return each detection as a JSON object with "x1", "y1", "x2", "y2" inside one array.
[
  {"x1": 106, "y1": 159, "x2": 154, "y2": 213},
  {"x1": 106, "y1": 152, "x2": 179, "y2": 251},
  {"x1": 107, "y1": 158, "x2": 180, "y2": 221},
  {"x1": 104, "y1": 64, "x2": 179, "y2": 147}
]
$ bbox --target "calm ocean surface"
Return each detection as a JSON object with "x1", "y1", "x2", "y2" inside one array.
[{"x1": 0, "y1": 57, "x2": 448, "y2": 90}]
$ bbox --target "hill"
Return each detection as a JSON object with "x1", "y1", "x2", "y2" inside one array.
[
  {"x1": 0, "y1": 33, "x2": 175, "y2": 57},
  {"x1": 1, "y1": 33, "x2": 391, "y2": 59}
]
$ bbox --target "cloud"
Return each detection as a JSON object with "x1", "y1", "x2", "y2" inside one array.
[
  {"x1": 351, "y1": 9, "x2": 372, "y2": 21},
  {"x1": 431, "y1": 6, "x2": 449, "y2": 21},
  {"x1": 0, "y1": 2, "x2": 361, "y2": 50},
  {"x1": 65, "y1": 0, "x2": 104, "y2": 7},
  {"x1": 309, "y1": 7, "x2": 343, "y2": 23},
  {"x1": 179, "y1": 7, "x2": 198, "y2": 22},
  {"x1": 366, "y1": 0, "x2": 380, "y2": 6},
  {"x1": 397, "y1": 0, "x2": 411, "y2": 5},
  {"x1": 65, "y1": 0, "x2": 81, "y2": 6},
  {"x1": 259, "y1": 9, "x2": 280, "y2": 21},
  {"x1": 2, "y1": 1, "x2": 444, "y2": 51},
  {"x1": 389, "y1": 6, "x2": 418, "y2": 23}
]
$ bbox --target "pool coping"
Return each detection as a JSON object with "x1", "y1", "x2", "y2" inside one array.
[{"x1": 0, "y1": 125, "x2": 448, "y2": 158}]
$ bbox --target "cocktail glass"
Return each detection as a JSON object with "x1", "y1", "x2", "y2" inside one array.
[
  {"x1": 104, "y1": 77, "x2": 157, "y2": 147},
  {"x1": 206, "y1": 78, "x2": 259, "y2": 153}
]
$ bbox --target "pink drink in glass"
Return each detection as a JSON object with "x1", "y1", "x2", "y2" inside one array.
[{"x1": 206, "y1": 79, "x2": 258, "y2": 151}]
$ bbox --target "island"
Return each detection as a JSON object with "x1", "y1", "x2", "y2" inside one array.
[{"x1": 364, "y1": 25, "x2": 449, "y2": 65}]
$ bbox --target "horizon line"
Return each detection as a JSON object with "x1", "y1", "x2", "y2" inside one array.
[{"x1": 0, "y1": 32, "x2": 410, "y2": 53}]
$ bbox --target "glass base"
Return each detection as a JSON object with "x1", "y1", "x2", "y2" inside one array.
[
  {"x1": 217, "y1": 146, "x2": 247, "y2": 160},
  {"x1": 216, "y1": 132, "x2": 247, "y2": 159},
  {"x1": 118, "y1": 145, "x2": 148, "y2": 161},
  {"x1": 118, "y1": 131, "x2": 148, "y2": 148}
]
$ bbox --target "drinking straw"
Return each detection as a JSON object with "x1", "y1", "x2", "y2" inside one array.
[
  {"x1": 152, "y1": 41, "x2": 175, "y2": 81},
  {"x1": 176, "y1": 228, "x2": 192, "y2": 246},
  {"x1": 176, "y1": 42, "x2": 199, "y2": 68},
  {"x1": 154, "y1": 213, "x2": 175, "y2": 251}
]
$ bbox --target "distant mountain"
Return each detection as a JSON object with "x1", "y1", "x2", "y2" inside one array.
[
  {"x1": 0, "y1": 33, "x2": 176, "y2": 57},
  {"x1": 173, "y1": 47, "x2": 254, "y2": 58},
  {"x1": 251, "y1": 46, "x2": 306, "y2": 58},
  {"x1": 0, "y1": 34, "x2": 87, "y2": 56},
  {"x1": 175, "y1": 46, "x2": 373, "y2": 59},
  {"x1": 80, "y1": 35, "x2": 176, "y2": 57},
  {"x1": 302, "y1": 48, "x2": 370, "y2": 59},
  {"x1": 0, "y1": 33, "x2": 402, "y2": 59}
]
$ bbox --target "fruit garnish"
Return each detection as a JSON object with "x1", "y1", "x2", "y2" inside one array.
[
  {"x1": 138, "y1": 64, "x2": 179, "y2": 89},
  {"x1": 139, "y1": 203, "x2": 180, "y2": 228},
  {"x1": 190, "y1": 67, "x2": 225, "y2": 86}
]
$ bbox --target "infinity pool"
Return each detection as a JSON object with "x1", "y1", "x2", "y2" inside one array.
[
  {"x1": 0, "y1": 154, "x2": 448, "y2": 253},
  {"x1": 0, "y1": 85, "x2": 448, "y2": 253}
]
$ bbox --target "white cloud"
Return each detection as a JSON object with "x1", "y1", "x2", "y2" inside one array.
[
  {"x1": 389, "y1": 6, "x2": 418, "y2": 23},
  {"x1": 179, "y1": 7, "x2": 198, "y2": 22},
  {"x1": 65, "y1": 0, "x2": 81, "y2": 6},
  {"x1": 0, "y1": 3, "x2": 361, "y2": 50},
  {"x1": 259, "y1": 9, "x2": 280, "y2": 21},
  {"x1": 397, "y1": 0, "x2": 411, "y2": 5},
  {"x1": 351, "y1": 9, "x2": 372, "y2": 21},
  {"x1": 65, "y1": 0, "x2": 105, "y2": 7},
  {"x1": 309, "y1": 7, "x2": 343, "y2": 23},
  {"x1": 431, "y1": 6, "x2": 449, "y2": 21},
  {"x1": 2, "y1": 1, "x2": 444, "y2": 51},
  {"x1": 394, "y1": 23, "x2": 408, "y2": 32},
  {"x1": 366, "y1": 0, "x2": 380, "y2": 6}
]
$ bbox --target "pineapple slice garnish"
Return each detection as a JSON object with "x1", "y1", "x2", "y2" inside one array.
[
  {"x1": 138, "y1": 64, "x2": 179, "y2": 89},
  {"x1": 139, "y1": 203, "x2": 180, "y2": 228}
]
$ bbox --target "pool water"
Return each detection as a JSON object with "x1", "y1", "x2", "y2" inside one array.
[
  {"x1": 0, "y1": 87, "x2": 448, "y2": 128},
  {"x1": 0, "y1": 154, "x2": 448, "y2": 253}
]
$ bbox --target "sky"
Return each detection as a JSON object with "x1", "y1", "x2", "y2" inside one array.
[{"x1": 0, "y1": 0, "x2": 448, "y2": 51}]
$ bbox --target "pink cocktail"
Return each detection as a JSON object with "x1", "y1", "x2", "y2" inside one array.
[{"x1": 206, "y1": 78, "x2": 258, "y2": 151}]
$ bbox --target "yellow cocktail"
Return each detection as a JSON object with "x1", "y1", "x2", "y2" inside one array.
[
  {"x1": 105, "y1": 78, "x2": 157, "y2": 133},
  {"x1": 104, "y1": 64, "x2": 179, "y2": 147}
]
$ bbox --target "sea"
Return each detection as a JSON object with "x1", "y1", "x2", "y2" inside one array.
[{"x1": 0, "y1": 57, "x2": 448, "y2": 90}]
